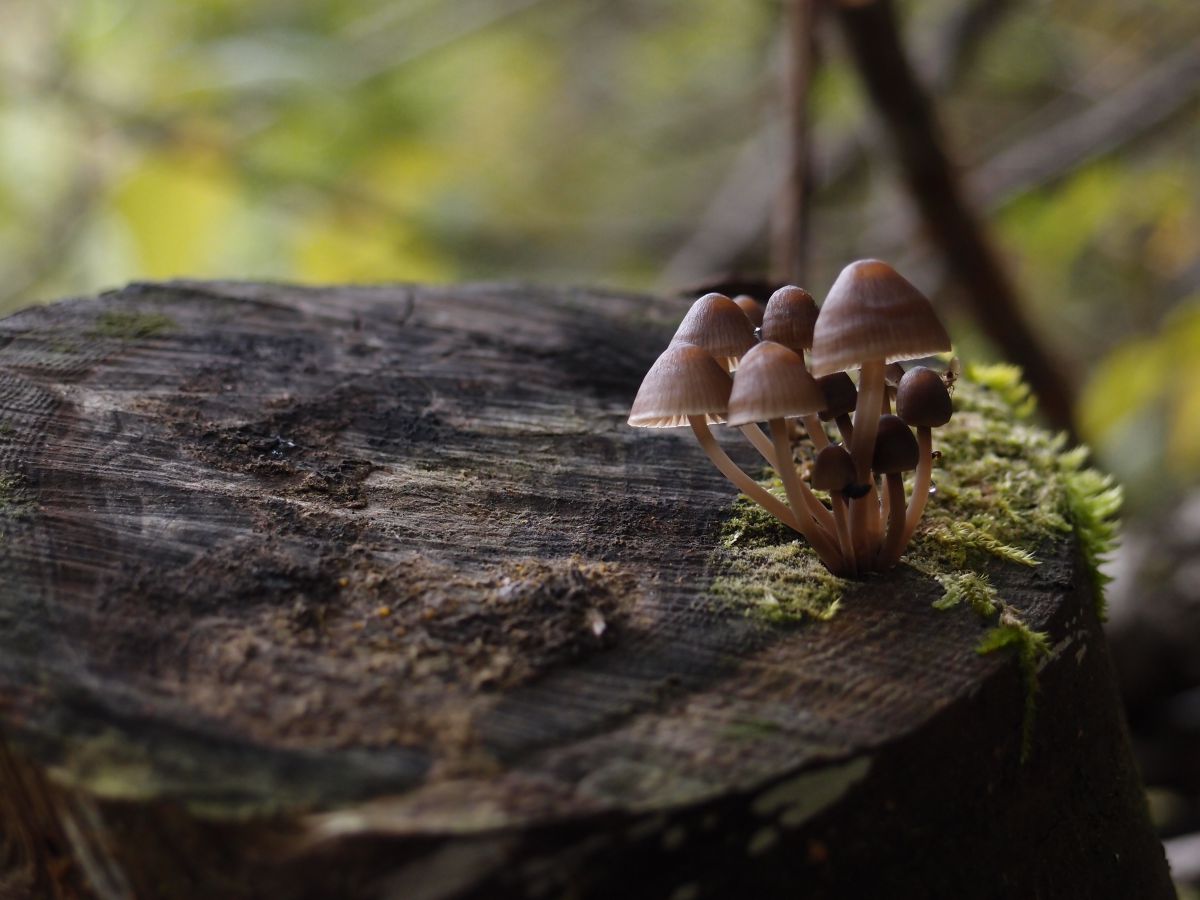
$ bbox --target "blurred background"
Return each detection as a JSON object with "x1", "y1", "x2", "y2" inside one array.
[{"x1": 1, "y1": 0, "x2": 1198, "y2": 888}]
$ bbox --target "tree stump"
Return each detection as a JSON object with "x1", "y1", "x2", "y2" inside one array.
[{"x1": 0, "y1": 281, "x2": 1174, "y2": 899}]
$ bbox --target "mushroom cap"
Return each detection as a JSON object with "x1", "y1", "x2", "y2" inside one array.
[
  {"x1": 628, "y1": 342, "x2": 732, "y2": 428},
  {"x1": 884, "y1": 362, "x2": 906, "y2": 387},
  {"x1": 726, "y1": 342, "x2": 825, "y2": 426},
  {"x1": 810, "y1": 260, "x2": 951, "y2": 376},
  {"x1": 816, "y1": 372, "x2": 858, "y2": 421},
  {"x1": 732, "y1": 294, "x2": 765, "y2": 328},
  {"x1": 761, "y1": 286, "x2": 818, "y2": 353},
  {"x1": 897, "y1": 366, "x2": 953, "y2": 428},
  {"x1": 872, "y1": 414, "x2": 920, "y2": 473},
  {"x1": 672, "y1": 293, "x2": 757, "y2": 371},
  {"x1": 812, "y1": 444, "x2": 857, "y2": 493}
]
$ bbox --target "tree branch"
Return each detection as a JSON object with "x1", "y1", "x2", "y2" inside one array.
[{"x1": 834, "y1": 0, "x2": 1076, "y2": 438}]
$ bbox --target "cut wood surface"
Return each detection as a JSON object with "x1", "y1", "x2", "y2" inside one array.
[{"x1": 0, "y1": 281, "x2": 1174, "y2": 899}]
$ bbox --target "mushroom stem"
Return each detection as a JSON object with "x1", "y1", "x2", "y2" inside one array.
[
  {"x1": 801, "y1": 414, "x2": 830, "y2": 451},
  {"x1": 831, "y1": 493, "x2": 856, "y2": 574},
  {"x1": 835, "y1": 414, "x2": 854, "y2": 445},
  {"x1": 901, "y1": 426, "x2": 934, "y2": 547},
  {"x1": 768, "y1": 418, "x2": 844, "y2": 569},
  {"x1": 879, "y1": 472, "x2": 908, "y2": 566},
  {"x1": 738, "y1": 424, "x2": 779, "y2": 470},
  {"x1": 849, "y1": 359, "x2": 885, "y2": 560},
  {"x1": 689, "y1": 416, "x2": 800, "y2": 532},
  {"x1": 851, "y1": 359, "x2": 885, "y2": 481}
]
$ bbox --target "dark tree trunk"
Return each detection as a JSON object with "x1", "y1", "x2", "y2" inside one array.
[{"x1": 0, "y1": 281, "x2": 1173, "y2": 899}]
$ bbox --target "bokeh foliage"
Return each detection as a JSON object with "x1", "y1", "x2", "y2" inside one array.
[{"x1": 1, "y1": 0, "x2": 1198, "y2": 506}]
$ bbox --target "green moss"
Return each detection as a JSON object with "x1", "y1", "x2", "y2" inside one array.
[
  {"x1": 708, "y1": 365, "x2": 1121, "y2": 756},
  {"x1": 92, "y1": 310, "x2": 174, "y2": 339},
  {"x1": 0, "y1": 473, "x2": 33, "y2": 518},
  {"x1": 932, "y1": 572, "x2": 999, "y2": 616}
]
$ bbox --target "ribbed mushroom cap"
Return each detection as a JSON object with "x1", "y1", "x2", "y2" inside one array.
[
  {"x1": 816, "y1": 372, "x2": 858, "y2": 421},
  {"x1": 628, "y1": 342, "x2": 732, "y2": 428},
  {"x1": 872, "y1": 414, "x2": 919, "y2": 473},
  {"x1": 761, "y1": 286, "x2": 818, "y2": 353},
  {"x1": 812, "y1": 444, "x2": 857, "y2": 493},
  {"x1": 732, "y1": 294, "x2": 765, "y2": 328},
  {"x1": 897, "y1": 366, "x2": 953, "y2": 428},
  {"x1": 672, "y1": 293, "x2": 757, "y2": 370},
  {"x1": 726, "y1": 342, "x2": 824, "y2": 426},
  {"x1": 810, "y1": 260, "x2": 951, "y2": 376}
]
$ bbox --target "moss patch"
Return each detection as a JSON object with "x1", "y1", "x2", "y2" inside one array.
[
  {"x1": 92, "y1": 310, "x2": 174, "y2": 339},
  {"x1": 0, "y1": 474, "x2": 34, "y2": 519},
  {"x1": 709, "y1": 364, "x2": 1122, "y2": 752}
]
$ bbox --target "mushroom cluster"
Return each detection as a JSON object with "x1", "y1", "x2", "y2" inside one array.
[{"x1": 629, "y1": 259, "x2": 954, "y2": 576}]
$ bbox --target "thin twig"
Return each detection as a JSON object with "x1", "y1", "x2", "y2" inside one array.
[{"x1": 770, "y1": 0, "x2": 820, "y2": 285}]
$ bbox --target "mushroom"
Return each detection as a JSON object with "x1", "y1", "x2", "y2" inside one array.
[
  {"x1": 896, "y1": 365, "x2": 953, "y2": 548},
  {"x1": 671, "y1": 291, "x2": 778, "y2": 467},
  {"x1": 671, "y1": 293, "x2": 756, "y2": 372},
  {"x1": 872, "y1": 414, "x2": 920, "y2": 567},
  {"x1": 726, "y1": 342, "x2": 843, "y2": 571},
  {"x1": 883, "y1": 362, "x2": 906, "y2": 415},
  {"x1": 816, "y1": 372, "x2": 858, "y2": 448},
  {"x1": 810, "y1": 260, "x2": 951, "y2": 559},
  {"x1": 628, "y1": 342, "x2": 800, "y2": 532},
  {"x1": 732, "y1": 294, "x2": 766, "y2": 328},
  {"x1": 811, "y1": 443, "x2": 859, "y2": 574},
  {"x1": 761, "y1": 285, "x2": 828, "y2": 451}
]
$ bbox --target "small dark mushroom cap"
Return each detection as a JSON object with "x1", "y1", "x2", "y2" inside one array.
[
  {"x1": 726, "y1": 342, "x2": 824, "y2": 426},
  {"x1": 816, "y1": 372, "x2": 857, "y2": 421},
  {"x1": 732, "y1": 294, "x2": 765, "y2": 328},
  {"x1": 761, "y1": 286, "x2": 818, "y2": 353},
  {"x1": 872, "y1": 414, "x2": 920, "y2": 473},
  {"x1": 897, "y1": 366, "x2": 953, "y2": 428},
  {"x1": 628, "y1": 342, "x2": 732, "y2": 428},
  {"x1": 884, "y1": 363, "x2": 906, "y2": 387},
  {"x1": 811, "y1": 260, "x2": 951, "y2": 376},
  {"x1": 672, "y1": 293, "x2": 757, "y2": 370},
  {"x1": 812, "y1": 444, "x2": 858, "y2": 494}
]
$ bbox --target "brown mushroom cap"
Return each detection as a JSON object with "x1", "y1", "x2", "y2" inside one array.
[
  {"x1": 761, "y1": 286, "x2": 818, "y2": 353},
  {"x1": 897, "y1": 366, "x2": 953, "y2": 428},
  {"x1": 884, "y1": 362, "x2": 906, "y2": 387},
  {"x1": 812, "y1": 444, "x2": 858, "y2": 494},
  {"x1": 732, "y1": 295, "x2": 765, "y2": 328},
  {"x1": 816, "y1": 372, "x2": 857, "y2": 421},
  {"x1": 672, "y1": 293, "x2": 757, "y2": 370},
  {"x1": 810, "y1": 260, "x2": 951, "y2": 376},
  {"x1": 725, "y1": 342, "x2": 824, "y2": 427},
  {"x1": 628, "y1": 342, "x2": 732, "y2": 428},
  {"x1": 872, "y1": 414, "x2": 920, "y2": 473}
]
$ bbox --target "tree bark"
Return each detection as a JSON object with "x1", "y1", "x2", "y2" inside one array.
[{"x1": 0, "y1": 281, "x2": 1173, "y2": 899}]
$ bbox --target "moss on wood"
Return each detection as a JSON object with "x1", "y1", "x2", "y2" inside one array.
[{"x1": 708, "y1": 364, "x2": 1122, "y2": 757}]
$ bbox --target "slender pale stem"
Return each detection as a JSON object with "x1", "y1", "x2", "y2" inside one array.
[
  {"x1": 769, "y1": 419, "x2": 839, "y2": 539},
  {"x1": 879, "y1": 472, "x2": 908, "y2": 567},
  {"x1": 831, "y1": 494, "x2": 856, "y2": 575},
  {"x1": 849, "y1": 359, "x2": 885, "y2": 562},
  {"x1": 902, "y1": 427, "x2": 934, "y2": 546},
  {"x1": 835, "y1": 414, "x2": 853, "y2": 445},
  {"x1": 851, "y1": 360, "x2": 885, "y2": 481},
  {"x1": 738, "y1": 424, "x2": 779, "y2": 469},
  {"x1": 768, "y1": 418, "x2": 844, "y2": 570},
  {"x1": 801, "y1": 413, "x2": 829, "y2": 451},
  {"x1": 689, "y1": 416, "x2": 800, "y2": 531}
]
